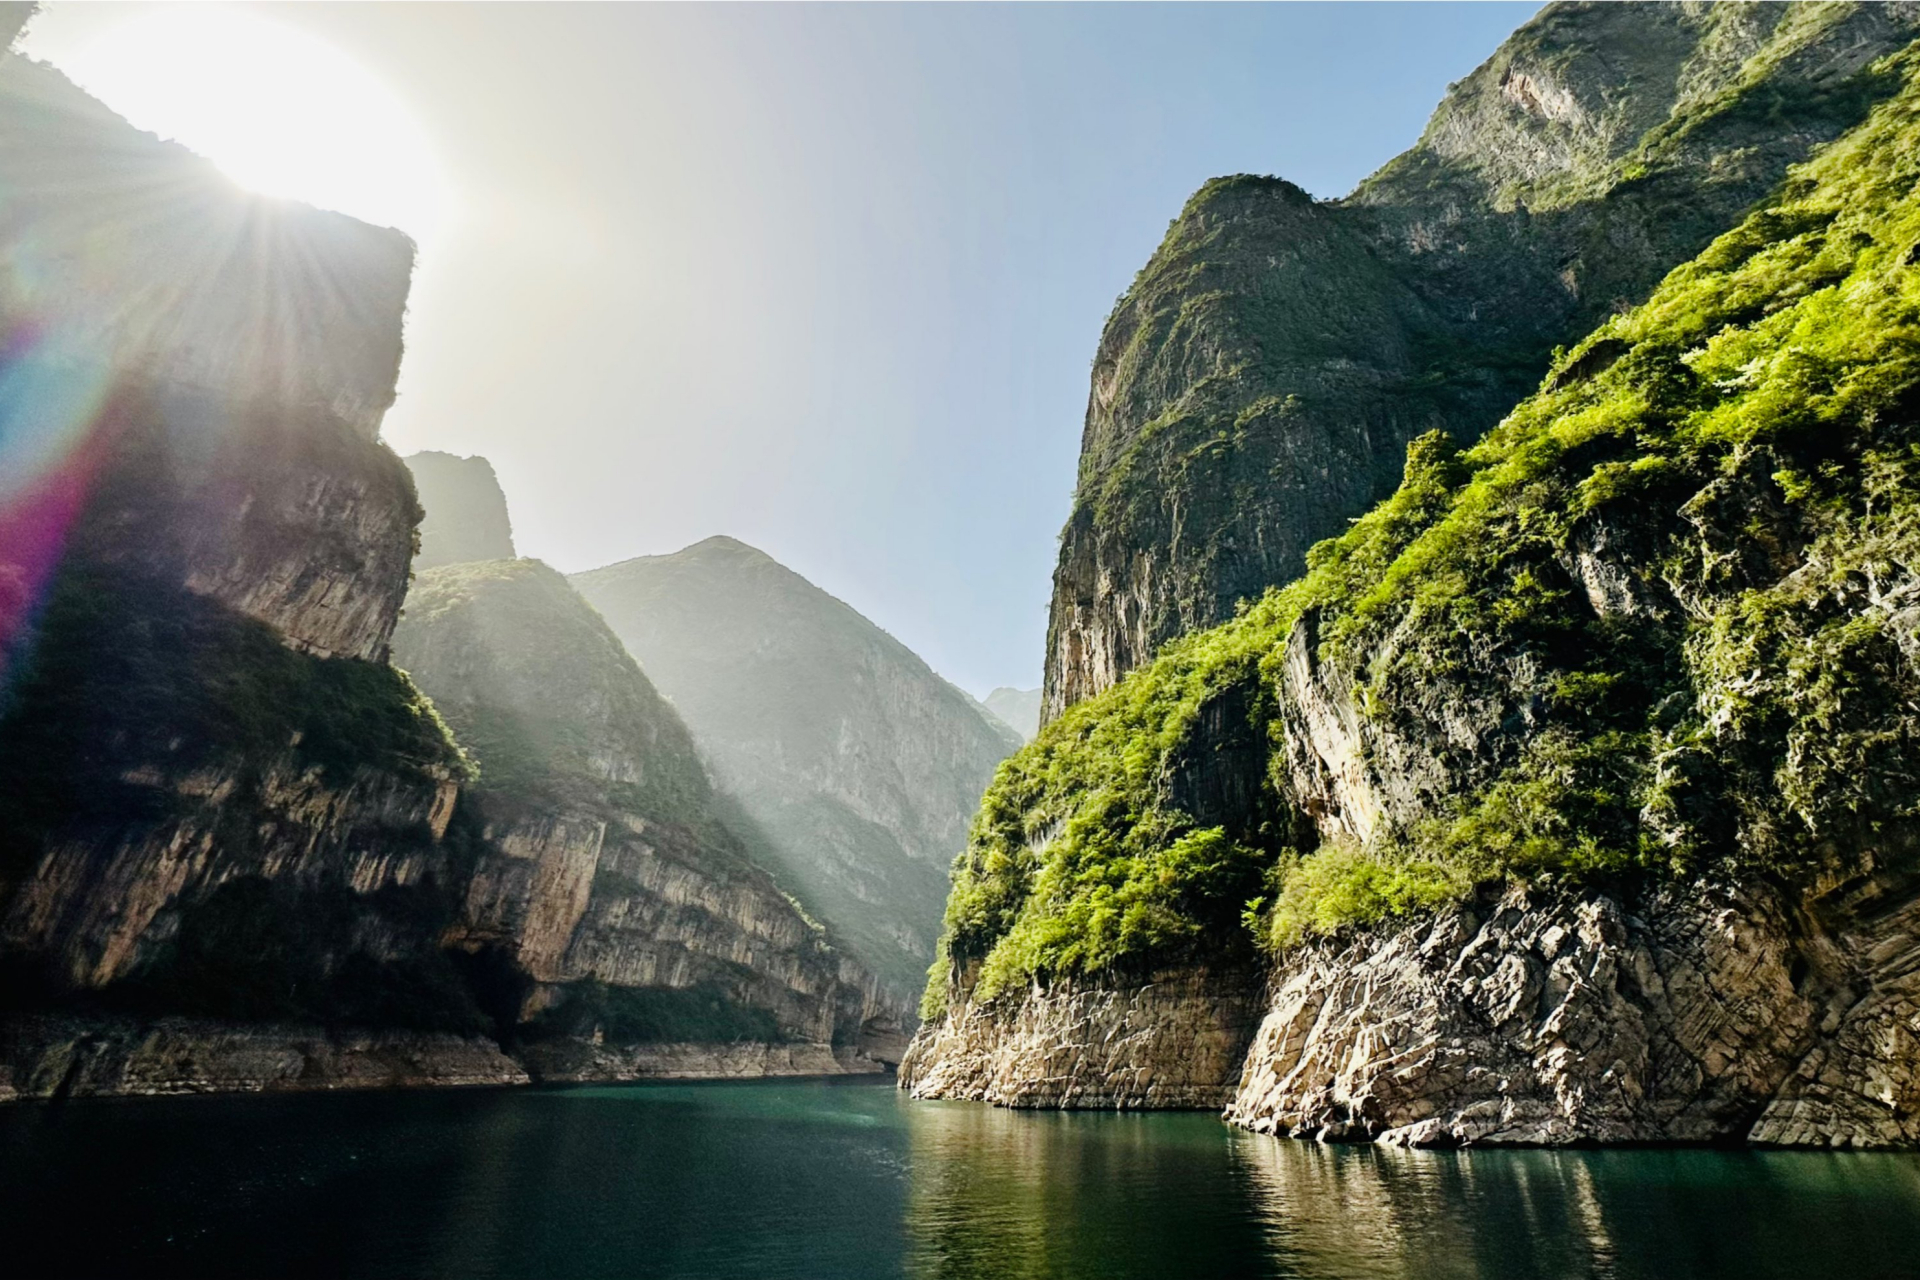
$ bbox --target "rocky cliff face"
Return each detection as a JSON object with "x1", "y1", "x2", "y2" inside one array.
[
  {"x1": 391, "y1": 559, "x2": 906, "y2": 1056},
  {"x1": 0, "y1": 52, "x2": 418, "y2": 666},
  {"x1": 0, "y1": 45, "x2": 471, "y2": 1046},
  {"x1": 403, "y1": 451, "x2": 516, "y2": 569},
  {"x1": 572, "y1": 537, "x2": 1021, "y2": 1002},
  {"x1": 914, "y1": 30, "x2": 1920, "y2": 1147},
  {"x1": 1228, "y1": 878, "x2": 1920, "y2": 1147},
  {"x1": 898, "y1": 965, "x2": 1261, "y2": 1110},
  {"x1": 1044, "y1": 1, "x2": 1920, "y2": 722}
]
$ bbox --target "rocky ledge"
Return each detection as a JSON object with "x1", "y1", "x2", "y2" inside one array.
[
  {"x1": 899, "y1": 966, "x2": 1262, "y2": 1109},
  {"x1": 0, "y1": 1017, "x2": 528, "y2": 1101},
  {"x1": 0, "y1": 1017, "x2": 895, "y2": 1102},
  {"x1": 518, "y1": 1039, "x2": 886, "y2": 1084}
]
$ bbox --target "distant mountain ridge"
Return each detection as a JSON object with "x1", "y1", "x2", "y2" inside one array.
[
  {"x1": 573, "y1": 536, "x2": 1020, "y2": 999},
  {"x1": 982, "y1": 687, "x2": 1040, "y2": 742}
]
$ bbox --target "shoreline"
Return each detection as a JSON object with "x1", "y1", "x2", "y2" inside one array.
[{"x1": 0, "y1": 1015, "x2": 893, "y2": 1104}]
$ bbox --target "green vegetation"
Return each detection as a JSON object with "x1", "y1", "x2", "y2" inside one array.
[
  {"x1": 937, "y1": 44, "x2": 1920, "y2": 1008},
  {"x1": 394, "y1": 559, "x2": 720, "y2": 833},
  {"x1": 0, "y1": 562, "x2": 468, "y2": 881}
]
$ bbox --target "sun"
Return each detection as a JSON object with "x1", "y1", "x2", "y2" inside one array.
[{"x1": 27, "y1": 6, "x2": 450, "y2": 243}]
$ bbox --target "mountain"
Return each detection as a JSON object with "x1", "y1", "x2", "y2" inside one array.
[
  {"x1": 0, "y1": 42, "x2": 897, "y2": 1097},
  {"x1": 391, "y1": 559, "x2": 903, "y2": 1075},
  {"x1": 909, "y1": 8, "x2": 1920, "y2": 1147},
  {"x1": 0, "y1": 43, "x2": 482, "y2": 1091},
  {"x1": 982, "y1": 687, "x2": 1041, "y2": 742},
  {"x1": 572, "y1": 536, "x2": 1022, "y2": 1000},
  {"x1": 1043, "y1": 0, "x2": 1920, "y2": 723},
  {"x1": 404, "y1": 451, "x2": 515, "y2": 569}
]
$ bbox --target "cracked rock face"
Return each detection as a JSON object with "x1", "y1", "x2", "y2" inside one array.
[
  {"x1": 899, "y1": 967, "x2": 1264, "y2": 1110},
  {"x1": 1226, "y1": 880, "x2": 1920, "y2": 1148}
]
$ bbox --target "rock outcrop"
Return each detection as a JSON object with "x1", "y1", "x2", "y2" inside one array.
[
  {"x1": 0, "y1": 44, "x2": 468, "y2": 1040},
  {"x1": 403, "y1": 451, "x2": 516, "y2": 569},
  {"x1": 1226, "y1": 880, "x2": 1920, "y2": 1147},
  {"x1": 573, "y1": 536, "x2": 1021, "y2": 1001},
  {"x1": 1043, "y1": 1, "x2": 1920, "y2": 722}
]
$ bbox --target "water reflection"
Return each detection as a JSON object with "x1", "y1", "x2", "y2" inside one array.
[
  {"x1": 904, "y1": 1095, "x2": 1920, "y2": 1280},
  {"x1": 2, "y1": 1080, "x2": 1919, "y2": 1279},
  {"x1": 903, "y1": 1098, "x2": 1280, "y2": 1280}
]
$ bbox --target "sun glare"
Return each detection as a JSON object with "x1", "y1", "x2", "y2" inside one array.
[{"x1": 46, "y1": 7, "x2": 450, "y2": 243}]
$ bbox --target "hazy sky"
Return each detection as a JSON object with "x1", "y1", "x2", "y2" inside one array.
[{"x1": 25, "y1": 2, "x2": 1534, "y2": 697}]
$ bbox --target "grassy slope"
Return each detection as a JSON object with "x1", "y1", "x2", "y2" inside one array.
[{"x1": 936, "y1": 43, "x2": 1920, "y2": 1014}]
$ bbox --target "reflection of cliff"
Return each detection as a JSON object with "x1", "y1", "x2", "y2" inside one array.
[
  {"x1": 901, "y1": 1103, "x2": 1278, "y2": 1280},
  {"x1": 1233, "y1": 1138, "x2": 1920, "y2": 1278}
]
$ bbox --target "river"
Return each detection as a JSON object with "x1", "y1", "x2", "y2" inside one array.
[{"x1": 1, "y1": 1077, "x2": 1916, "y2": 1278}]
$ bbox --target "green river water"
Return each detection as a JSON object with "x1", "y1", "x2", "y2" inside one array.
[{"x1": 1, "y1": 1076, "x2": 1916, "y2": 1278}]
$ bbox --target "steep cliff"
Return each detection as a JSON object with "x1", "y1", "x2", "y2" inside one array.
[
  {"x1": 572, "y1": 537, "x2": 1021, "y2": 1001},
  {"x1": 0, "y1": 42, "x2": 478, "y2": 1059},
  {"x1": 390, "y1": 559, "x2": 904, "y2": 1061},
  {"x1": 913, "y1": 38, "x2": 1920, "y2": 1147},
  {"x1": 403, "y1": 451, "x2": 515, "y2": 570},
  {"x1": 1045, "y1": 0, "x2": 1920, "y2": 721}
]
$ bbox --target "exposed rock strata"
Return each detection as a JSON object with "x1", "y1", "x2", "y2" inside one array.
[
  {"x1": 900, "y1": 967, "x2": 1262, "y2": 1109},
  {"x1": 1227, "y1": 878, "x2": 1920, "y2": 1148},
  {"x1": 393, "y1": 559, "x2": 909, "y2": 1054}
]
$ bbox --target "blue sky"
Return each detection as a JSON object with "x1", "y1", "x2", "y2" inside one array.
[{"x1": 30, "y1": 3, "x2": 1538, "y2": 697}]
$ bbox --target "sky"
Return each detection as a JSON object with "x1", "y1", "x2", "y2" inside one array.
[{"x1": 22, "y1": 2, "x2": 1535, "y2": 698}]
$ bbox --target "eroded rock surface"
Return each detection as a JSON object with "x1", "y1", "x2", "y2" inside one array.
[{"x1": 900, "y1": 967, "x2": 1263, "y2": 1109}]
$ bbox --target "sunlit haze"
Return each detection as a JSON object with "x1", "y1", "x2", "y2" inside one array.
[
  {"x1": 22, "y1": 2, "x2": 1531, "y2": 696},
  {"x1": 35, "y1": 5, "x2": 448, "y2": 242}
]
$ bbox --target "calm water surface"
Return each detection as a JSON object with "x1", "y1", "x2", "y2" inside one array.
[{"x1": 1, "y1": 1077, "x2": 1917, "y2": 1279}]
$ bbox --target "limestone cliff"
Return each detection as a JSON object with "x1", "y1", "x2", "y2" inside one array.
[
  {"x1": 391, "y1": 559, "x2": 905, "y2": 1057},
  {"x1": 403, "y1": 451, "x2": 516, "y2": 570},
  {"x1": 572, "y1": 537, "x2": 1021, "y2": 1001},
  {"x1": 913, "y1": 32, "x2": 1920, "y2": 1147},
  {"x1": 1045, "y1": 0, "x2": 1920, "y2": 722},
  {"x1": 0, "y1": 44, "x2": 469, "y2": 1046}
]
